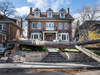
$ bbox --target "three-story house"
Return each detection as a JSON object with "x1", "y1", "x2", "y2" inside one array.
[{"x1": 26, "y1": 7, "x2": 74, "y2": 42}]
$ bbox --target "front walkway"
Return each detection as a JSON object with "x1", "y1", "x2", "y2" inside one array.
[
  {"x1": 0, "y1": 62, "x2": 100, "y2": 69},
  {"x1": 47, "y1": 47, "x2": 58, "y2": 52}
]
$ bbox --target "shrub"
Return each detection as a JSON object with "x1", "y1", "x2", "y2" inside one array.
[{"x1": 21, "y1": 45, "x2": 48, "y2": 51}]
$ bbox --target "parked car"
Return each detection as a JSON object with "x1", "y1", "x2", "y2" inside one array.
[
  {"x1": 0, "y1": 44, "x2": 3, "y2": 48},
  {"x1": 0, "y1": 44, "x2": 15, "y2": 58}
]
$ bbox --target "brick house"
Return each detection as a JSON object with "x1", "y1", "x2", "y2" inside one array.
[
  {"x1": 0, "y1": 14, "x2": 24, "y2": 44},
  {"x1": 26, "y1": 7, "x2": 74, "y2": 41}
]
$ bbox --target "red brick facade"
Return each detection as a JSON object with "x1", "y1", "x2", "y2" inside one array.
[{"x1": 26, "y1": 8, "x2": 74, "y2": 42}]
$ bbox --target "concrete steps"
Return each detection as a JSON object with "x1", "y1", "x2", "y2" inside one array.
[{"x1": 41, "y1": 52, "x2": 67, "y2": 63}]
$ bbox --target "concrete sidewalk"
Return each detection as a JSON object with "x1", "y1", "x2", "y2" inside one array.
[
  {"x1": 76, "y1": 70, "x2": 100, "y2": 75},
  {"x1": 0, "y1": 62, "x2": 100, "y2": 69}
]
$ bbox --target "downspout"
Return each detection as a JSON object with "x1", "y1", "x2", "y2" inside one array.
[
  {"x1": 28, "y1": 21, "x2": 30, "y2": 38},
  {"x1": 9, "y1": 23, "x2": 10, "y2": 40}
]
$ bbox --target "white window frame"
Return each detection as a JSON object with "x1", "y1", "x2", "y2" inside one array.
[
  {"x1": 60, "y1": 13, "x2": 65, "y2": 18},
  {"x1": 37, "y1": 22, "x2": 41, "y2": 29},
  {"x1": 31, "y1": 33, "x2": 41, "y2": 39},
  {"x1": 35, "y1": 12, "x2": 40, "y2": 17},
  {"x1": 2, "y1": 35, "x2": 6, "y2": 42},
  {"x1": 47, "y1": 12, "x2": 52, "y2": 17},
  {"x1": 59, "y1": 33, "x2": 69, "y2": 41},
  {"x1": 64, "y1": 23, "x2": 68, "y2": 29},
  {"x1": 0, "y1": 24, "x2": 6, "y2": 30},
  {"x1": 59, "y1": 23, "x2": 62, "y2": 29},
  {"x1": 32, "y1": 22, "x2": 35, "y2": 29},
  {"x1": 46, "y1": 22, "x2": 54, "y2": 30}
]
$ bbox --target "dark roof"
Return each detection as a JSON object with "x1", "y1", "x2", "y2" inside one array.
[
  {"x1": 26, "y1": 12, "x2": 74, "y2": 21},
  {"x1": 0, "y1": 15, "x2": 24, "y2": 30},
  {"x1": 79, "y1": 20, "x2": 100, "y2": 31}
]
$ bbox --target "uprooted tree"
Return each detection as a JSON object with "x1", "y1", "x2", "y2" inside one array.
[{"x1": 73, "y1": 4, "x2": 100, "y2": 41}]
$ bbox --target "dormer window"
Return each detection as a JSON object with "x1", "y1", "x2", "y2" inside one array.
[
  {"x1": 48, "y1": 13, "x2": 52, "y2": 17},
  {"x1": 60, "y1": 13, "x2": 65, "y2": 18},
  {"x1": 35, "y1": 12, "x2": 40, "y2": 17},
  {"x1": 46, "y1": 8, "x2": 53, "y2": 17},
  {"x1": 59, "y1": 8, "x2": 66, "y2": 18},
  {"x1": 34, "y1": 8, "x2": 41, "y2": 17}
]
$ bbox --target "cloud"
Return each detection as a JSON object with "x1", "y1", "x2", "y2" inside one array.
[
  {"x1": 27, "y1": 0, "x2": 71, "y2": 11},
  {"x1": 15, "y1": 6, "x2": 30, "y2": 16}
]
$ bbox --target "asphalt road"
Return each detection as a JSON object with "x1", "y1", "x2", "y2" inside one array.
[{"x1": 0, "y1": 72, "x2": 72, "y2": 75}]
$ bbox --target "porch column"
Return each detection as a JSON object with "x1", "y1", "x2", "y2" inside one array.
[
  {"x1": 56, "y1": 32, "x2": 57, "y2": 40},
  {"x1": 43, "y1": 32, "x2": 44, "y2": 41}
]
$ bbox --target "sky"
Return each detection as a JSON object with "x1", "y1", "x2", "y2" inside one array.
[
  {"x1": 0, "y1": 0, "x2": 99, "y2": 16},
  {"x1": 0, "y1": 0, "x2": 100, "y2": 37}
]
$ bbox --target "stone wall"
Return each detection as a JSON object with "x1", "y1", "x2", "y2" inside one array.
[
  {"x1": 7, "y1": 50, "x2": 48, "y2": 63},
  {"x1": 59, "y1": 52, "x2": 84, "y2": 62},
  {"x1": 59, "y1": 52, "x2": 96, "y2": 62}
]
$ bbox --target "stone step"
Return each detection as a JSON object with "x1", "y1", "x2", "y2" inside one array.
[
  {"x1": 47, "y1": 55, "x2": 60, "y2": 57},
  {"x1": 42, "y1": 60, "x2": 67, "y2": 62},
  {"x1": 43, "y1": 58, "x2": 66, "y2": 60},
  {"x1": 49, "y1": 52, "x2": 59, "y2": 54},
  {"x1": 41, "y1": 52, "x2": 67, "y2": 62}
]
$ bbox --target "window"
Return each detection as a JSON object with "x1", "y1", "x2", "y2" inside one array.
[
  {"x1": 59, "y1": 23, "x2": 62, "y2": 29},
  {"x1": 31, "y1": 33, "x2": 41, "y2": 39},
  {"x1": 32, "y1": 22, "x2": 35, "y2": 29},
  {"x1": 65, "y1": 23, "x2": 68, "y2": 29},
  {"x1": 48, "y1": 13, "x2": 52, "y2": 17},
  {"x1": 62, "y1": 35, "x2": 66, "y2": 40},
  {"x1": 0, "y1": 24, "x2": 6, "y2": 30},
  {"x1": 2, "y1": 35, "x2": 6, "y2": 42},
  {"x1": 60, "y1": 13, "x2": 65, "y2": 18},
  {"x1": 46, "y1": 23, "x2": 54, "y2": 30},
  {"x1": 34, "y1": 34, "x2": 38, "y2": 39},
  {"x1": 35, "y1": 13, "x2": 40, "y2": 17},
  {"x1": 38, "y1": 23, "x2": 41, "y2": 29},
  {"x1": 59, "y1": 33, "x2": 69, "y2": 41}
]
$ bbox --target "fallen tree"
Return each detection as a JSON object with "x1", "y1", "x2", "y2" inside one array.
[{"x1": 3, "y1": 39, "x2": 100, "y2": 62}]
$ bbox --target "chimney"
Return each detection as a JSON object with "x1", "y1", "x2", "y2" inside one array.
[
  {"x1": 21, "y1": 18, "x2": 23, "y2": 28},
  {"x1": 20, "y1": 18, "x2": 23, "y2": 37},
  {"x1": 30, "y1": 7, "x2": 32, "y2": 15},
  {"x1": 67, "y1": 8, "x2": 69, "y2": 15}
]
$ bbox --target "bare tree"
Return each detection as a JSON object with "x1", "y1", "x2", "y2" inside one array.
[
  {"x1": 0, "y1": 0, "x2": 16, "y2": 16},
  {"x1": 77, "y1": 4, "x2": 100, "y2": 23},
  {"x1": 73, "y1": 4, "x2": 100, "y2": 41}
]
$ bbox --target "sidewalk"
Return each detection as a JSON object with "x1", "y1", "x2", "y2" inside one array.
[{"x1": 0, "y1": 62, "x2": 100, "y2": 69}]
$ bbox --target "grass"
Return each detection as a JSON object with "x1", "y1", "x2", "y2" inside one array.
[
  {"x1": 55, "y1": 48, "x2": 80, "y2": 52},
  {"x1": 90, "y1": 50, "x2": 100, "y2": 54}
]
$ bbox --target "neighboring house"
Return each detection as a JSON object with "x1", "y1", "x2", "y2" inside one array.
[
  {"x1": 0, "y1": 14, "x2": 24, "y2": 44},
  {"x1": 26, "y1": 7, "x2": 74, "y2": 42},
  {"x1": 74, "y1": 20, "x2": 100, "y2": 41}
]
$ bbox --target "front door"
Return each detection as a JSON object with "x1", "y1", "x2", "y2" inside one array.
[{"x1": 46, "y1": 35, "x2": 53, "y2": 41}]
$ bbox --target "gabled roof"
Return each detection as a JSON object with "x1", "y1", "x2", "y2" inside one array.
[
  {"x1": 59, "y1": 8, "x2": 66, "y2": 13},
  {"x1": 0, "y1": 15, "x2": 24, "y2": 31},
  {"x1": 46, "y1": 8, "x2": 53, "y2": 12},
  {"x1": 80, "y1": 20, "x2": 100, "y2": 31},
  {"x1": 34, "y1": 8, "x2": 41, "y2": 12}
]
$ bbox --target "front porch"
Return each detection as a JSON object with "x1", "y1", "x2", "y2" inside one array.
[{"x1": 42, "y1": 31, "x2": 58, "y2": 41}]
